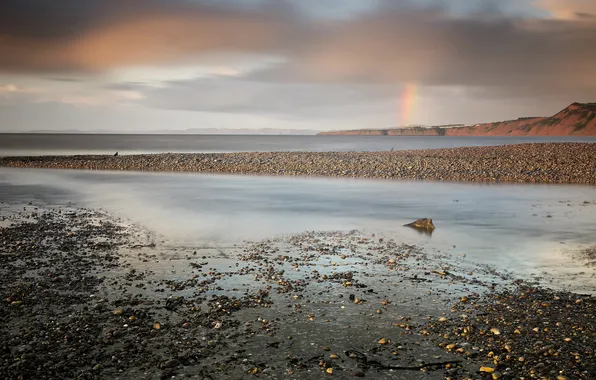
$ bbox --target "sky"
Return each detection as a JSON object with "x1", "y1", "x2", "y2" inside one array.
[{"x1": 1, "y1": 0, "x2": 595, "y2": 132}]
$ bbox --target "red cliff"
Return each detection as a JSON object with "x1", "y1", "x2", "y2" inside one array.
[{"x1": 319, "y1": 103, "x2": 596, "y2": 136}]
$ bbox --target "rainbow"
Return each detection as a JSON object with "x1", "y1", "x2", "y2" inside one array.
[{"x1": 400, "y1": 83, "x2": 417, "y2": 127}]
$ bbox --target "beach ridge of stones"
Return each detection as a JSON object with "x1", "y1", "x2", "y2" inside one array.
[
  {"x1": 1, "y1": 206, "x2": 594, "y2": 379},
  {"x1": 1, "y1": 142, "x2": 596, "y2": 184}
]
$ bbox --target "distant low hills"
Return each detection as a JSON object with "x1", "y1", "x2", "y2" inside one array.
[
  {"x1": 17, "y1": 128, "x2": 318, "y2": 135},
  {"x1": 319, "y1": 103, "x2": 596, "y2": 136}
]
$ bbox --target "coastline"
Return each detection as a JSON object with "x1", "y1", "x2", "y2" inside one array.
[
  {"x1": 1, "y1": 205, "x2": 594, "y2": 379},
  {"x1": 1, "y1": 142, "x2": 595, "y2": 184}
]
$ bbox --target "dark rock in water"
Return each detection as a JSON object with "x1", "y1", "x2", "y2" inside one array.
[
  {"x1": 113, "y1": 152, "x2": 118, "y2": 156},
  {"x1": 404, "y1": 218, "x2": 436, "y2": 231}
]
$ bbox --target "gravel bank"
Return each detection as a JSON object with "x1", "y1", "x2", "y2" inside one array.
[{"x1": 1, "y1": 142, "x2": 595, "y2": 184}]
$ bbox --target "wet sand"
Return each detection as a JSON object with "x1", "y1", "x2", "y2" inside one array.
[
  {"x1": 1, "y1": 142, "x2": 595, "y2": 184},
  {"x1": 1, "y1": 206, "x2": 594, "y2": 379}
]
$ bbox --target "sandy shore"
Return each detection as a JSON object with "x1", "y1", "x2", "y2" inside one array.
[
  {"x1": 1, "y1": 142, "x2": 595, "y2": 184},
  {"x1": 1, "y1": 205, "x2": 594, "y2": 379}
]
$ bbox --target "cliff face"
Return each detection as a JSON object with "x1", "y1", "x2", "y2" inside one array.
[
  {"x1": 319, "y1": 103, "x2": 596, "y2": 136},
  {"x1": 319, "y1": 128, "x2": 443, "y2": 136},
  {"x1": 445, "y1": 117, "x2": 546, "y2": 136}
]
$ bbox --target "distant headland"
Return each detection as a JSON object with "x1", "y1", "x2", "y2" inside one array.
[{"x1": 319, "y1": 103, "x2": 596, "y2": 136}]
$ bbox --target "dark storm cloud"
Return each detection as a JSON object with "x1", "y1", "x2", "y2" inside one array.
[
  {"x1": 238, "y1": 9, "x2": 596, "y2": 91},
  {"x1": 0, "y1": 0, "x2": 595, "y2": 103},
  {"x1": 0, "y1": 0, "x2": 289, "y2": 72}
]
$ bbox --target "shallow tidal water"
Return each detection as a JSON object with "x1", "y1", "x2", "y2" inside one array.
[{"x1": 1, "y1": 167, "x2": 594, "y2": 294}]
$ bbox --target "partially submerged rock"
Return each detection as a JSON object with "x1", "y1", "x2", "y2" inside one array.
[{"x1": 404, "y1": 218, "x2": 435, "y2": 232}]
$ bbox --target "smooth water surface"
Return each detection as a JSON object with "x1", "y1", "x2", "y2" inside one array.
[
  {"x1": 1, "y1": 167, "x2": 594, "y2": 292},
  {"x1": 1, "y1": 133, "x2": 595, "y2": 156}
]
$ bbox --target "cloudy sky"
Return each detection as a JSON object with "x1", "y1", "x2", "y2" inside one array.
[{"x1": 1, "y1": 0, "x2": 595, "y2": 132}]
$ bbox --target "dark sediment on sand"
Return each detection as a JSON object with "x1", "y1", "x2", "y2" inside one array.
[
  {"x1": 1, "y1": 205, "x2": 594, "y2": 379},
  {"x1": 1, "y1": 142, "x2": 596, "y2": 184}
]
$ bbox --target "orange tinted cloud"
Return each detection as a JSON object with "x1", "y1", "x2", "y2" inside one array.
[
  {"x1": 0, "y1": 1, "x2": 595, "y2": 97},
  {"x1": 0, "y1": 3, "x2": 285, "y2": 73},
  {"x1": 534, "y1": 0, "x2": 596, "y2": 19},
  {"x1": 67, "y1": 11, "x2": 282, "y2": 71}
]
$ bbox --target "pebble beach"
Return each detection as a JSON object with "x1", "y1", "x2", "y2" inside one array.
[
  {"x1": 2, "y1": 141, "x2": 595, "y2": 379},
  {"x1": 1, "y1": 207, "x2": 594, "y2": 379},
  {"x1": 1, "y1": 142, "x2": 595, "y2": 184}
]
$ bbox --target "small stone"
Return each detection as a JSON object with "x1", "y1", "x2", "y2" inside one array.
[
  {"x1": 480, "y1": 366, "x2": 495, "y2": 373},
  {"x1": 153, "y1": 322, "x2": 161, "y2": 330},
  {"x1": 378, "y1": 338, "x2": 389, "y2": 345},
  {"x1": 326, "y1": 368, "x2": 333, "y2": 374},
  {"x1": 113, "y1": 309, "x2": 123, "y2": 315},
  {"x1": 330, "y1": 354, "x2": 339, "y2": 359},
  {"x1": 490, "y1": 328, "x2": 501, "y2": 335},
  {"x1": 323, "y1": 346, "x2": 331, "y2": 351}
]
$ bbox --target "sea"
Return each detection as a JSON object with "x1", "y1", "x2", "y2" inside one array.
[
  {"x1": 1, "y1": 133, "x2": 595, "y2": 156},
  {"x1": 0, "y1": 133, "x2": 595, "y2": 293}
]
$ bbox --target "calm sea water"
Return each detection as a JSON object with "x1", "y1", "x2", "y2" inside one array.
[
  {"x1": 1, "y1": 168, "x2": 594, "y2": 293},
  {"x1": 1, "y1": 133, "x2": 595, "y2": 156}
]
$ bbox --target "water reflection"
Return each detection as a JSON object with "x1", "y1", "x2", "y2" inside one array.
[
  {"x1": 405, "y1": 226, "x2": 434, "y2": 237},
  {"x1": 0, "y1": 167, "x2": 594, "y2": 292}
]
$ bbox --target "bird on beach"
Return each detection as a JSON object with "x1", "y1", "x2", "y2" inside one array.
[{"x1": 114, "y1": 152, "x2": 118, "y2": 156}]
